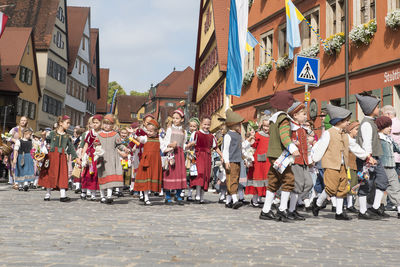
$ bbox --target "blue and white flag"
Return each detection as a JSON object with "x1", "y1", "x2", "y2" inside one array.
[{"x1": 226, "y1": 0, "x2": 249, "y2": 97}]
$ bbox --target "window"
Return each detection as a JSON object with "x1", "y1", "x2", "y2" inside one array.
[
  {"x1": 354, "y1": 0, "x2": 376, "y2": 25},
  {"x1": 278, "y1": 25, "x2": 289, "y2": 57},
  {"x1": 53, "y1": 31, "x2": 64, "y2": 49},
  {"x1": 26, "y1": 69, "x2": 32, "y2": 85},
  {"x1": 17, "y1": 98, "x2": 23, "y2": 116},
  {"x1": 47, "y1": 59, "x2": 66, "y2": 84},
  {"x1": 382, "y1": 86, "x2": 393, "y2": 106},
  {"x1": 56, "y1": 7, "x2": 65, "y2": 23},
  {"x1": 326, "y1": 0, "x2": 345, "y2": 37},
  {"x1": 260, "y1": 31, "x2": 273, "y2": 64},
  {"x1": 244, "y1": 49, "x2": 254, "y2": 73},
  {"x1": 330, "y1": 95, "x2": 357, "y2": 120},
  {"x1": 301, "y1": 8, "x2": 320, "y2": 49},
  {"x1": 42, "y1": 94, "x2": 62, "y2": 116},
  {"x1": 28, "y1": 102, "x2": 36, "y2": 120},
  {"x1": 82, "y1": 64, "x2": 85, "y2": 74},
  {"x1": 82, "y1": 37, "x2": 86, "y2": 51},
  {"x1": 78, "y1": 60, "x2": 81, "y2": 74},
  {"x1": 166, "y1": 102, "x2": 175, "y2": 107},
  {"x1": 19, "y1": 67, "x2": 26, "y2": 82},
  {"x1": 388, "y1": 0, "x2": 400, "y2": 12}
]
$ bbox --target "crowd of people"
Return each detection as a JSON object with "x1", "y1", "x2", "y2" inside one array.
[{"x1": 1, "y1": 90, "x2": 400, "y2": 221}]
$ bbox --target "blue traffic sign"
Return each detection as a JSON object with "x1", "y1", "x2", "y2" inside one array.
[{"x1": 294, "y1": 55, "x2": 320, "y2": 86}]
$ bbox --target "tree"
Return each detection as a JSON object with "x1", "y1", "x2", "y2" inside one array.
[
  {"x1": 108, "y1": 81, "x2": 127, "y2": 104},
  {"x1": 130, "y1": 90, "x2": 149, "y2": 97}
]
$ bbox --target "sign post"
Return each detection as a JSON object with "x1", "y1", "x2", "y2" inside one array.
[{"x1": 294, "y1": 55, "x2": 320, "y2": 108}]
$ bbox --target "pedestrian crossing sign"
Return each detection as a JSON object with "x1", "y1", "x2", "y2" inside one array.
[{"x1": 294, "y1": 55, "x2": 320, "y2": 86}]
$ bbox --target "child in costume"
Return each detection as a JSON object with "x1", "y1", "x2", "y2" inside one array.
[
  {"x1": 39, "y1": 116, "x2": 78, "y2": 202},
  {"x1": 286, "y1": 101, "x2": 312, "y2": 220},
  {"x1": 223, "y1": 109, "x2": 245, "y2": 209},
  {"x1": 96, "y1": 115, "x2": 129, "y2": 204},
  {"x1": 74, "y1": 121, "x2": 90, "y2": 194},
  {"x1": 127, "y1": 122, "x2": 140, "y2": 196},
  {"x1": 239, "y1": 122, "x2": 257, "y2": 203},
  {"x1": 259, "y1": 91, "x2": 299, "y2": 222},
  {"x1": 311, "y1": 104, "x2": 369, "y2": 220},
  {"x1": 355, "y1": 94, "x2": 389, "y2": 219},
  {"x1": 80, "y1": 114, "x2": 103, "y2": 201},
  {"x1": 12, "y1": 128, "x2": 35, "y2": 191},
  {"x1": 245, "y1": 118, "x2": 269, "y2": 208},
  {"x1": 376, "y1": 116, "x2": 400, "y2": 219},
  {"x1": 161, "y1": 109, "x2": 187, "y2": 205},
  {"x1": 189, "y1": 116, "x2": 222, "y2": 203},
  {"x1": 185, "y1": 117, "x2": 200, "y2": 202},
  {"x1": 134, "y1": 119, "x2": 162, "y2": 206}
]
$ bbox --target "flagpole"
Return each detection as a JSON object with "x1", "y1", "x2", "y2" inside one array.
[{"x1": 345, "y1": 0, "x2": 349, "y2": 109}]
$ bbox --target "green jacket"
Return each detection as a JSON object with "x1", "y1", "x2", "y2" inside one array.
[
  {"x1": 267, "y1": 113, "x2": 291, "y2": 158},
  {"x1": 46, "y1": 131, "x2": 78, "y2": 159}
]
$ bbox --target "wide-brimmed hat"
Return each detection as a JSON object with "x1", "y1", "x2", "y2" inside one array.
[
  {"x1": 326, "y1": 104, "x2": 352, "y2": 125},
  {"x1": 269, "y1": 91, "x2": 295, "y2": 110},
  {"x1": 33, "y1": 131, "x2": 42, "y2": 139},
  {"x1": 225, "y1": 109, "x2": 244, "y2": 126},
  {"x1": 355, "y1": 94, "x2": 380, "y2": 115}
]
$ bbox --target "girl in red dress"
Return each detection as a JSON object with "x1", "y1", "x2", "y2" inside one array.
[
  {"x1": 189, "y1": 117, "x2": 223, "y2": 203},
  {"x1": 80, "y1": 114, "x2": 103, "y2": 201},
  {"x1": 245, "y1": 115, "x2": 271, "y2": 207}
]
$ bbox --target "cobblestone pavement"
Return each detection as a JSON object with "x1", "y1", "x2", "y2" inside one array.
[{"x1": 0, "y1": 185, "x2": 399, "y2": 266}]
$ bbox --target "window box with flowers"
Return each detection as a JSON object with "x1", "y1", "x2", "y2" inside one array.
[
  {"x1": 349, "y1": 19, "x2": 377, "y2": 47},
  {"x1": 386, "y1": 9, "x2": 400, "y2": 30},
  {"x1": 298, "y1": 44, "x2": 320, "y2": 58},
  {"x1": 323, "y1": 32, "x2": 345, "y2": 55},
  {"x1": 242, "y1": 70, "x2": 254, "y2": 86},
  {"x1": 276, "y1": 55, "x2": 293, "y2": 72},
  {"x1": 256, "y1": 62, "x2": 273, "y2": 80}
]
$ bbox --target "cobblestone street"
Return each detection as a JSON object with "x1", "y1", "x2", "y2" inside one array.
[{"x1": 0, "y1": 185, "x2": 399, "y2": 266}]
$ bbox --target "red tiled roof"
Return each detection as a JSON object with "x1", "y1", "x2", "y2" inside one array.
[
  {"x1": 67, "y1": 6, "x2": 90, "y2": 73},
  {"x1": 97, "y1": 68, "x2": 109, "y2": 113},
  {"x1": 115, "y1": 95, "x2": 147, "y2": 123},
  {"x1": 0, "y1": 0, "x2": 62, "y2": 50},
  {"x1": 0, "y1": 67, "x2": 22, "y2": 93},
  {"x1": 0, "y1": 27, "x2": 32, "y2": 74},
  {"x1": 155, "y1": 67, "x2": 193, "y2": 98},
  {"x1": 192, "y1": 0, "x2": 229, "y2": 102}
]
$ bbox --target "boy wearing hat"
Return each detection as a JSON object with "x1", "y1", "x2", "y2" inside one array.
[
  {"x1": 287, "y1": 101, "x2": 312, "y2": 220},
  {"x1": 311, "y1": 104, "x2": 370, "y2": 220},
  {"x1": 376, "y1": 116, "x2": 400, "y2": 219},
  {"x1": 355, "y1": 94, "x2": 389, "y2": 219},
  {"x1": 259, "y1": 91, "x2": 300, "y2": 221},
  {"x1": 223, "y1": 109, "x2": 245, "y2": 209}
]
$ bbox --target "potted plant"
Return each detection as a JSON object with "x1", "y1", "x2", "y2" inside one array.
[
  {"x1": 323, "y1": 32, "x2": 345, "y2": 55},
  {"x1": 276, "y1": 55, "x2": 293, "y2": 72},
  {"x1": 386, "y1": 9, "x2": 400, "y2": 30},
  {"x1": 349, "y1": 19, "x2": 377, "y2": 47}
]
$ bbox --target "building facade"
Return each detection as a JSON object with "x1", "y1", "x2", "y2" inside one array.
[
  {"x1": 232, "y1": 0, "x2": 400, "y2": 128},
  {"x1": 96, "y1": 68, "x2": 110, "y2": 115}
]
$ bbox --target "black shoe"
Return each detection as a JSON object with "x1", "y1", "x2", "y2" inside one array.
[
  {"x1": 23, "y1": 185, "x2": 29, "y2": 191},
  {"x1": 311, "y1": 198, "x2": 321, "y2": 217},
  {"x1": 225, "y1": 202, "x2": 233, "y2": 208},
  {"x1": 105, "y1": 198, "x2": 113, "y2": 204},
  {"x1": 100, "y1": 198, "x2": 106, "y2": 204},
  {"x1": 335, "y1": 212, "x2": 352, "y2": 220},
  {"x1": 129, "y1": 190, "x2": 134, "y2": 195},
  {"x1": 116, "y1": 192, "x2": 124, "y2": 198},
  {"x1": 60, "y1": 197, "x2": 71, "y2": 202},
  {"x1": 177, "y1": 200, "x2": 185, "y2": 206},
  {"x1": 305, "y1": 206, "x2": 312, "y2": 212},
  {"x1": 297, "y1": 204, "x2": 305, "y2": 211},
  {"x1": 358, "y1": 210, "x2": 380, "y2": 220},
  {"x1": 18, "y1": 187, "x2": 23, "y2": 191},
  {"x1": 187, "y1": 197, "x2": 194, "y2": 202},
  {"x1": 251, "y1": 199, "x2": 260, "y2": 208},
  {"x1": 385, "y1": 205, "x2": 397, "y2": 211},
  {"x1": 288, "y1": 210, "x2": 306, "y2": 221},
  {"x1": 276, "y1": 209, "x2": 292, "y2": 222},
  {"x1": 232, "y1": 201, "x2": 243, "y2": 209},
  {"x1": 44, "y1": 197, "x2": 50, "y2": 201},
  {"x1": 218, "y1": 199, "x2": 225, "y2": 204},
  {"x1": 331, "y1": 206, "x2": 336, "y2": 213},
  {"x1": 139, "y1": 196, "x2": 144, "y2": 202},
  {"x1": 259, "y1": 210, "x2": 276, "y2": 220},
  {"x1": 378, "y1": 204, "x2": 391, "y2": 218},
  {"x1": 271, "y1": 203, "x2": 278, "y2": 210},
  {"x1": 346, "y1": 206, "x2": 358, "y2": 214},
  {"x1": 398, "y1": 213, "x2": 400, "y2": 219},
  {"x1": 144, "y1": 200, "x2": 153, "y2": 206},
  {"x1": 32, "y1": 185, "x2": 37, "y2": 189},
  {"x1": 369, "y1": 207, "x2": 389, "y2": 218},
  {"x1": 75, "y1": 189, "x2": 81, "y2": 194}
]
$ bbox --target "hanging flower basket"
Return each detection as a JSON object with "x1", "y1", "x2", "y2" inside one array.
[
  {"x1": 242, "y1": 70, "x2": 254, "y2": 86},
  {"x1": 349, "y1": 19, "x2": 377, "y2": 47},
  {"x1": 256, "y1": 62, "x2": 273, "y2": 80},
  {"x1": 323, "y1": 32, "x2": 345, "y2": 55},
  {"x1": 386, "y1": 9, "x2": 400, "y2": 30},
  {"x1": 276, "y1": 55, "x2": 293, "y2": 72},
  {"x1": 298, "y1": 44, "x2": 320, "y2": 58}
]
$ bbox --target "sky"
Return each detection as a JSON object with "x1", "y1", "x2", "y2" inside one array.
[{"x1": 68, "y1": 0, "x2": 199, "y2": 93}]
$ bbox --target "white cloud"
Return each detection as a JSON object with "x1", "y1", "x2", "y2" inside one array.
[{"x1": 68, "y1": 0, "x2": 199, "y2": 92}]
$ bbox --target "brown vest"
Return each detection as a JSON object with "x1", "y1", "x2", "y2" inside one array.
[{"x1": 321, "y1": 127, "x2": 349, "y2": 170}]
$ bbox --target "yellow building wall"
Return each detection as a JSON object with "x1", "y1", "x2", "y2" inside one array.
[
  {"x1": 137, "y1": 106, "x2": 145, "y2": 121},
  {"x1": 199, "y1": 0, "x2": 215, "y2": 57},
  {"x1": 14, "y1": 35, "x2": 40, "y2": 131}
]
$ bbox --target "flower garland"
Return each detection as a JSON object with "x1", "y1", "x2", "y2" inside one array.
[
  {"x1": 276, "y1": 55, "x2": 293, "y2": 72},
  {"x1": 323, "y1": 32, "x2": 345, "y2": 55},
  {"x1": 256, "y1": 62, "x2": 273, "y2": 80},
  {"x1": 298, "y1": 44, "x2": 320, "y2": 58},
  {"x1": 349, "y1": 19, "x2": 377, "y2": 47},
  {"x1": 385, "y1": 9, "x2": 400, "y2": 30},
  {"x1": 242, "y1": 70, "x2": 254, "y2": 86}
]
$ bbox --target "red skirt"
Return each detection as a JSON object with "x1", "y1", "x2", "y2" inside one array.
[
  {"x1": 38, "y1": 151, "x2": 69, "y2": 190},
  {"x1": 163, "y1": 147, "x2": 186, "y2": 190},
  {"x1": 81, "y1": 162, "x2": 99, "y2": 190},
  {"x1": 190, "y1": 150, "x2": 211, "y2": 191},
  {"x1": 245, "y1": 160, "x2": 269, "y2": 197}
]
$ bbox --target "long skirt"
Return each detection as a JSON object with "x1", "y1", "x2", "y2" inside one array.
[
  {"x1": 245, "y1": 159, "x2": 269, "y2": 197},
  {"x1": 81, "y1": 161, "x2": 99, "y2": 190},
  {"x1": 134, "y1": 155, "x2": 162, "y2": 192},
  {"x1": 14, "y1": 153, "x2": 35, "y2": 183},
  {"x1": 38, "y1": 151, "x2": 68, "y2": 190},
  {"x1": 163, "y1": 147, "x2": 186, "y2": 190},
  {"x1": 190, "y1": 150, "x2": 211, "y2": 191}
]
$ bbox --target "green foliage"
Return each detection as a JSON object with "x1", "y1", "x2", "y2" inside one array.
[
  {"x1": 130, "y1": 90, "x2": 149, "y2": 97},
  {"x1": 108, "y1": 81, "x2": 126, "y2": 104}
]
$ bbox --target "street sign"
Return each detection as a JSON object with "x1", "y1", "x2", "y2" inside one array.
[{"x1": 294, "y1": 55, "x2": 320, "y2": 86}]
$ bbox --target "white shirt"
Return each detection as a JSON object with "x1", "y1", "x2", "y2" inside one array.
[
  {"x1": 360, "y1": 116, "x2": 374, "y2": 155},
  {"x1": 160, "y1": 125, "x2": 186, "y2": 153},
  {"x1": 312, "y1": 127, "x2": 368, "y2": 163}
]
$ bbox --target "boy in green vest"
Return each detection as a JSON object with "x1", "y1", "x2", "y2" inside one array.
[
  {"x1": 311, "y1": 104, "x2": 370, "y2": 220},
  {"x1": 259, "y1": 91, "x2": 300, "y2": 222}
]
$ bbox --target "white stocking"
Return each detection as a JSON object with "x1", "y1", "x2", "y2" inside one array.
[
  {"x1": 107, "y1": 188, "x2": 113, "y2": 198},
  {"x1": 60, "y1": 189, "x2": 66, "y2": 198},
  {"x1": 289, "y1": 192, "x2": 298, "y2": 212},
  {"x1": 262, "y1": 190, "x2": 275, "y2": 213}
]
